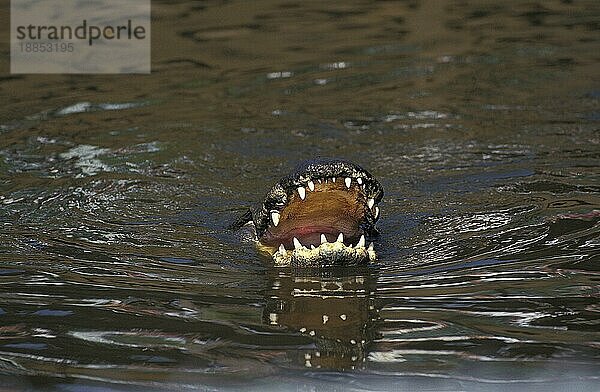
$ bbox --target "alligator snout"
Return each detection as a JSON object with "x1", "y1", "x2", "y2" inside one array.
[{"x1": 233, "y1": 158, "x2": 384, "y2": 267}]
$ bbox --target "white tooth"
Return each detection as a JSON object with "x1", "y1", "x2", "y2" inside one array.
[
  {"x1": 374, "y1": 206, "x2": 380, "y2": 219},
  {"x1": 368, "y1": 242, "x2": 374, "y2": 251},
  {"x1": 345, "y1": 178, "x2": 351, "y2": 188},
  {"x1": 357, "y1": 177, "x2": 363, "y2": 185},
  {"x1": 318, "y1": 179, "x2": 322, "y2": 184},
  {"x1": 321, "y1": 234, "x2": 327, "y2": 244},
  {"x1": 337, "y1": 233, "x2": 344, "y2": 243},
  {"x1": 298, "y1": 187, "x2": 306, "y2": 200},
  {"x1": 310, "y1": 245, "x2": 315, "y2": 250},
  {"x1": 271, "y1": 211, "x2": 280, "y2": 226},
  {"x1": 278, "y1": 243, "x2": 287, "y2": 255},
  {"x1": 307, "y1": 181, "x2": 315, "y2": 191},
  {"x1": 332, "y1": 177, "x2": 336, "y2": 182},
  {"x1": 367, "y1": 198, "x2": 375, "y2": 209},
  {"x1": 293, "y1": 237, "x2": 303, "y2": 249},
  {"x1": 357, "y1": 235, "x2": 365, "y2": 248}
]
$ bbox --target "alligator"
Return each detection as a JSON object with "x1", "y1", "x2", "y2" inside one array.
[{"x1": 231, "y1": 158, "x2": 384, "y2": 267}]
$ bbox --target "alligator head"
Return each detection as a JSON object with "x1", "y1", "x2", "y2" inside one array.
[{"x1": 233, "y1": 158, "x2": 384, "y2": 267}]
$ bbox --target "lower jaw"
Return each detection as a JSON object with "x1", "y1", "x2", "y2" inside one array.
[{"x1": 259, "y1": 240, "x2": 376, "y2": 267}]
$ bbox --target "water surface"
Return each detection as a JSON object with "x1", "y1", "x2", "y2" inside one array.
[{"x1": 1, "y1": 1, "x2": 599, "y2": 391}]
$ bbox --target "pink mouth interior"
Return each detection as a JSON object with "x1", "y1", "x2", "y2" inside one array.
[{"x1": 259, "y1": 181, "x2": 366, "y2": 250}]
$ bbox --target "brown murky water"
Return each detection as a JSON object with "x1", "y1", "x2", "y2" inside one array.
[{"x1": 1, "y1": 1, "x2": 599, "y2": 391}]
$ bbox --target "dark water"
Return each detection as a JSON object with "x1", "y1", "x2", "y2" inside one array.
[{"x1": 1, "y1": 1, "x2": 599, "y2": 391}]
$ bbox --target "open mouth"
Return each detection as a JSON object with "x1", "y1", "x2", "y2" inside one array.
[{"x1": 252, "y1": 159, "x2": 383, "y2": 267}]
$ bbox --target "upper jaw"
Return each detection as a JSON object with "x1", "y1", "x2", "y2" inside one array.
[{"x1": 252, "y1": 158, "x2": 383, "y2": 238}]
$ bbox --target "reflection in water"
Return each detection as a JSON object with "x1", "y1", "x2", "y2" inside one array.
[{"x1": 264, "y1": 268, "x2": 379, "y2": 370}]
